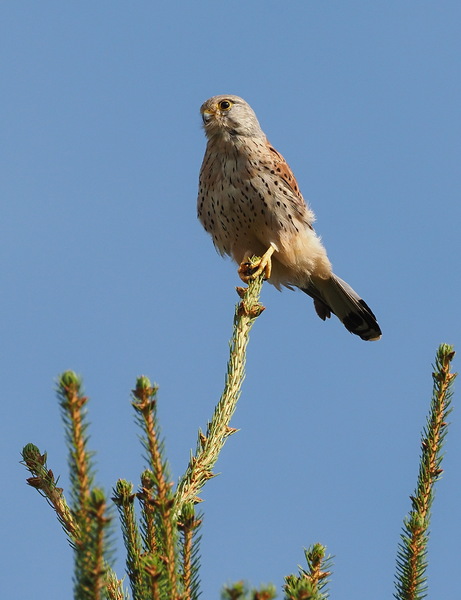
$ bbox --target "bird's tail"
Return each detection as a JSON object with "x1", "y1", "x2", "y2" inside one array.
[{"x1": 301, "y1": 274, "x2": 382, "y2": 341}]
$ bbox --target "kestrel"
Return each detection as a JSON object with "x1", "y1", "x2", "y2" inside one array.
[{"x1": 198, "y1": 95, "x2": 381, "y2": 341}]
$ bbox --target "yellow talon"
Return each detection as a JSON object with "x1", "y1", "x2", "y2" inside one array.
[{"x1": 237, "y1": 245, "x2": 276, "y2": 283}]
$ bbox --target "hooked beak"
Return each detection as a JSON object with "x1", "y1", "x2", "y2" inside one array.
[{"x1": 201, "y1": 109, "x2": 214, "y2": 125}]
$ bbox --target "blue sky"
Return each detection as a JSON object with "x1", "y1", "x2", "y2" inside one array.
[{"x1": 2, "y1": 2, "x2": 460, "y2": 598}]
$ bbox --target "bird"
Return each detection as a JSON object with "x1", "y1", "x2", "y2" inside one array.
[{"x1": 197, "y1": 94, "x2": 381, "y2": 341}]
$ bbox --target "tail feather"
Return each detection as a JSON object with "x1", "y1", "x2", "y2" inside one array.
[{"x1": 301, "y1": 274, "x2": 382, "y2": 341}]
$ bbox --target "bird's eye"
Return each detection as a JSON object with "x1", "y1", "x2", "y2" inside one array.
[{"x1": 218, "y1": 100, "x2": 232, "y2": 111}]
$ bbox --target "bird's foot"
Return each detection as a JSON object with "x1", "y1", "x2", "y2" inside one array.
[{"x1": 238, "y1": 245, "x2": 276, "y2": 283}]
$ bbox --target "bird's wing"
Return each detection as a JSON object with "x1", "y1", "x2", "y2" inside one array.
[{"x1": 266, "y1": 141, "x2": 313, "y2": 225}]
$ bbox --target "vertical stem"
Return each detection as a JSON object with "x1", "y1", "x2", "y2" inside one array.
[
  {"x1": 174, "y1": 271, "x2": 265, "y2": 515},
  {"x1": 90, "y1": 492, "x2": 108, "y2": 600},
  {"x1": 68, "y1": 391, "x2": 92, "y2": 505},
  {"x1": 133, "y1": 381, "x2": 178, "y2": 598},
  {"x1": 113, "y1": 480, "x2": 146, "y2": 600},
  {"x1": 178, "y1": 504, "x2": 201, "y2": 600},
  {"x1": 394, "y1": 344, "x2": 456, "y2": 600},
  {"x1": 182, "y1": 525, "x2": 193, "y2": 600}
]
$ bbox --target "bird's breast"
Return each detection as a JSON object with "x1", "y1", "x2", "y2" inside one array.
[{"x1": 198, "y1": 139, "x2": 312, "y2": 264}]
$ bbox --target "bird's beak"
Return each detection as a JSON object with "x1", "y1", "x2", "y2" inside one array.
[{"x1": 201, "y1": 109, "x2": 214, "y2": 124}]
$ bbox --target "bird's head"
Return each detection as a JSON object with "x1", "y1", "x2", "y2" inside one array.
[{"x1": 200, "y1": 95, "x2": 265, "y2": 141}]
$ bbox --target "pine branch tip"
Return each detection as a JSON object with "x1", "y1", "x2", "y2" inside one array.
[
  {"x1": 394, "y1": 343, "x2": 455, "y2": 599},
  {"x1": 58, "y1": 370, "x2": 82, "y2": 390}
]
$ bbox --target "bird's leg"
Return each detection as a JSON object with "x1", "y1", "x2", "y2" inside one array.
[{"x1": 238, "y1": 244, "x2": 276, "y2": 283}]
